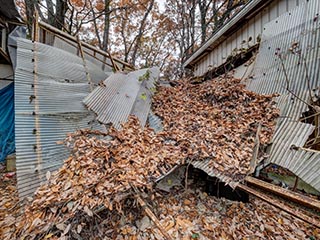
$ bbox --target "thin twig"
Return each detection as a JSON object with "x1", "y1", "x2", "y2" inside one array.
[
  {"x1": 184, "y1": 161, "x2": 193, "y2": 191},
  {"x1": 279, "y1": 57, "x2": 315, "y2": 110}
]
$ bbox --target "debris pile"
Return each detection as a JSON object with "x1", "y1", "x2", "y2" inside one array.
[
  {"x1": 5, "y1": 118, "x2": 187, "y2": 239},
  {"x1": 0, "y1": 167, "x2": 20, "y2": 239},
  {"x1": 1, "y1": 76, "x2": 286, "y2": 239},
  {"x1": 153, "y1": 76, "x2": 279, "y2": 179}
]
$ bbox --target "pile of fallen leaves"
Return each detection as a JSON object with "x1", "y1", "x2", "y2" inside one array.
[
  {"x1": 1, "y1": 75, "x2": 283, "y2": 239},
  {"x1": 153, "y1": 76, "x2": 279, "y2": 179},
  {"x1": 117, "y1": 189, "x2": 319, "y2": 239},
  {"x1": 3, "y1": 117, "x2": 189, "y2": 239},
  {"x1": 0, "y1": 166, "x2": 21, "y2": 239}
]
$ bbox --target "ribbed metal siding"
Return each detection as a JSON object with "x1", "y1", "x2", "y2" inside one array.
[
  {"x1": 83, "y1": 67, "x2": 159, "y2": 129},
  {"x1": 191, "y1": 160, "x2": 239, "y2": 189},
  {"x1": 194, "y1": 0, "x2": 304, "y2": 76},
  {"x1": 246, "y1": 0, "x2": 320, "y2": 191},
  {"x1": 41, "y1": 30, "x2": 113, "y2": 74},
  {"x1": 15, "y1": 38, "x2": 104, "y2": 198}
]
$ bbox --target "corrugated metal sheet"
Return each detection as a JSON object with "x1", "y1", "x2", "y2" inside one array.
[
  {"x1": 14, "y1": 38, "x2": 105, "y2": 198},
  {"x1": 83, "y1": 67, "x2": 160, "y2": 129},
  {"x1": 189, "y1": 0, "x2": 305, "y2": 77},
  {"x1": 148, "y1": 111, "x2": 163, "y2": 133},
  {"x1": 246, "y1": 0, "x2": 320, "y2": 191},
  {"x1": 191, "y1": 160, "x2": 239, "y2": 189}
]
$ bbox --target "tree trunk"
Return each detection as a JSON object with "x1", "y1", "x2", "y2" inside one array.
[
  {"x1": 130, "y1": 0, "x2": 155, "y2": 67},
  {"x1": 24, "y1": 0, "x2": 36, "y2": 34},
  {"x1": 102, "y1": 0, "x2": 111, "y2": 51}
]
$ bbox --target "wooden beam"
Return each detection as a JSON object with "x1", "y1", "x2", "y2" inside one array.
[
  {"x1": 77, "y1": 36, "x2": 93, "y2": 91},
  {"x1": 245, "y1": 176, "x2": 320, "y2": 212},
  {"x1": 238, "y1": 183, "x2": 320, "y2": 229},
  {"x1": 38, "y1": 21, "x2": 134, "y2": 70}
]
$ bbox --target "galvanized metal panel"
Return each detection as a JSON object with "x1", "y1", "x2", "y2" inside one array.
[
  {"x1": 246, "y1": 0, "x2": 320, "y2": 191},
  {"x1": 191, "y1": 0, "x2": 301, "y2": 77},
  {"x1": 191, "y1": 160, "x2": 239, "y2": 189},
  {"x1": 14, "y1": 38, "x2": 105, "y2": 198},
  {"x1": 83, "y1": 67, "x2": 160, "y2": 129},
  {"x1": 53, "y1": 34, "x2": 113, "y2": 74},
  {"x1": 148, "y1": 111, "x2": 163, "y2": 133},
  {"x1": 53, "y1": 36, "x2": 78, "y2": 55}
]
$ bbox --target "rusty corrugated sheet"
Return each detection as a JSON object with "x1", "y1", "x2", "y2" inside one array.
[
  {"x1": 83, "y1": 67, "x2": 160, "y2": 129},
  {"x1": 246, "y1": 0, "x2": 320, "y2": 191},
  {"x1": 14, "y1": 38, "x2": 105, "y2": 198}
]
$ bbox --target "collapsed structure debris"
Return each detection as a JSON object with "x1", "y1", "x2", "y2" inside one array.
[
  {"x1": 0, "y1": 75, "x2": 294, "y2": 239},
  {"x1": 153, "y1": 76, "x2": 279, "y2": 182}
]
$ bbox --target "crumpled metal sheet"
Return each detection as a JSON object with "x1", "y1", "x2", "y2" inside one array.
[
  {"x1": 246, "y1": 0, "x2": 320, "y2": 191},
  {"x1": 14, "y1": 38, "x2": 105, "y2": 198},
  {"x1": 83, "y1": 67, "x2": 160, "y2": 129}
]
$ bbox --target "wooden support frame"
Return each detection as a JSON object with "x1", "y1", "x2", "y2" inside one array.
[
  {"x1": 238, "y1": 183, "x2": 320, "y2": 229},
  {"x1": 245, "y1": 176, "x2": 320, "y2": 211},
  {"x1": 38, "y1": 21, "x2": 134, "y2": 71},
  {"x1": 77, "y1": 35, "x2": 93, "y2": 91}
]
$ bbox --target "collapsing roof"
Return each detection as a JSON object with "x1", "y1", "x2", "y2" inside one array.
[
  {"x1": 83, "y1": 67, "x2": 159, "y2": 129},
  {"x1": 10, "y1": 21, "x2": 158, "y2": 198},
  {"x1": 246, "y1": 0, "x2": 320, "y2": 191},
  {"x1": 183, "y1": 0, "x2": 268, "y2": 68}
]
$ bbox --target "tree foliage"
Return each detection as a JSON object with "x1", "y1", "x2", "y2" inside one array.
[{"x1": 17, "y1": 0, "x2": 247, "y2": 79}]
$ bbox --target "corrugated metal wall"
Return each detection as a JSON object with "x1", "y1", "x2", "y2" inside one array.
[
  {"x1": 194, "y1": 0, "x2": 304, "y2": 76},
  {"x1": 39, "y1": 28, "x2": 113, "y2": 74},
  {"x1": 246, "y1": 0, "x2": 320, "y2": 191},
  {"x1": 14, "y1": 38, "x2": 105, "y2": 198}
]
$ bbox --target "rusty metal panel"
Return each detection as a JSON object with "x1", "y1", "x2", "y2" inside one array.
[
  {"x1": 83, "y1": 67, "x2": 160, "y2": 129},
  {"x1": 246, "y1": 0, "x2": 320, "y2": 191}
]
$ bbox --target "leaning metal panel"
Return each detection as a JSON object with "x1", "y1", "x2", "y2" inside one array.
[
  {"x1": 246, "y1": 0, "x2": 320, "y2": 191},
  {"x1": 84, "y1": 67, "x2": 160, "y2": 129}
]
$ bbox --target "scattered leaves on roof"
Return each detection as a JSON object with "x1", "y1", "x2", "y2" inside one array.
[
  {"x1": 153, "y1": 76, "x2": 279, "y2": 179},
  {"x1": 1, "y1": 75, "x2": 286, "y2": 239}
]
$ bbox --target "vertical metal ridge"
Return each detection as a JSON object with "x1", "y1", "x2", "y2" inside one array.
[
  {"x1": 246, "y1": 0, "x2": 320, "y2": 191},
  {"x1": 83, "y1": 67, "x2": 160, "y2": 129},
  {"x1": 15, "y1": 38, "x2": 105, "y2": 198}
]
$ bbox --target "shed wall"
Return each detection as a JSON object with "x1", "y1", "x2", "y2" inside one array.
[{"x1": 193, "y1": 0, "x2": 304, "y2": 77}]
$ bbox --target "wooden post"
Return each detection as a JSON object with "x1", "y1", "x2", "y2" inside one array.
[
  {"x1": 31, "y1": 9, "x2": 43, "y2": 175},
  {"x1": 77, "y1": 36, "x2": 93, "y2": 92}
]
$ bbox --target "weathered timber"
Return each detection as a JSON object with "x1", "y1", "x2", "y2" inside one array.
[
  {"x1": 245, "y1": 176, "x2": 320, "y2": 212},
  {"x1": 238, "y1": 183, "x2": 320, "y2": 229}
]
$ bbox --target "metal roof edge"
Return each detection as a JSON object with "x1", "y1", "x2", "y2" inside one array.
[{"x1": 183, "y1": 0, "x2": 267, "y2": 68}]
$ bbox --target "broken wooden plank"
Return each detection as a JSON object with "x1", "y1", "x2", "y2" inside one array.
[
  {"x1": 245, "y1": 176, "x2": 320, "y2": 211},
  {"x1": 135, "y1": 194, "x2": 173, "y2": 240},
  {"x1": 238, "y1": 183, "x2": 320, "y2": 229}
]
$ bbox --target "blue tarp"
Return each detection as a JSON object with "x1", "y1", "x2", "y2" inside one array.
[{"x1": 0, "y1": 82, "x2": 15, "y2": 162}]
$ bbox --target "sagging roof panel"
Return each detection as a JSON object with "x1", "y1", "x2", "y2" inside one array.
[
  {"x1": 83, "y1": 67, "x2": 160, "y2": 129},
  {"x1": 246, "y1": 0, "x2": 320, "y2": 191},
  {"x1": 14, "y1": 38, "x2": 105, "y2": 198}
]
